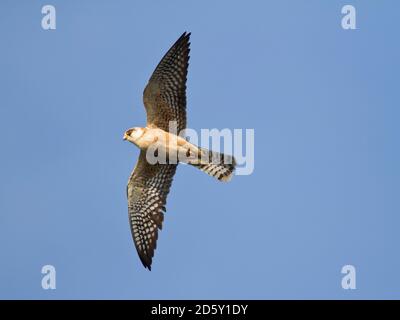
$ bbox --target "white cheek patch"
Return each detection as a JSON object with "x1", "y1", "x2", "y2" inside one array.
[{"x1": 133, "y1": 130, "x2": 144, "y2": 140}]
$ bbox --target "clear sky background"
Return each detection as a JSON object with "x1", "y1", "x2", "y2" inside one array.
[{"x1": 0, "y1": 0, "x2": 399, "y2": 299}]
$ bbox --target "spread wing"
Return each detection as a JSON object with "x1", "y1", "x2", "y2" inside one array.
[
  {"x1": 143, "y1": 32, "x2": 190, "y2": 133},
  {"x1": 127, "y1": 151, "x2": 177, "y2": 270}
]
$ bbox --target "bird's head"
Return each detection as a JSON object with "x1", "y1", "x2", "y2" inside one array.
[{"x1": 123, "y1": 127, "x2": 145, "y2": 145}]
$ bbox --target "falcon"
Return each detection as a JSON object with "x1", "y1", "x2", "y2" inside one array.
[{"x1": 123, "y1": 32, "x2": 236, "y2": 270}]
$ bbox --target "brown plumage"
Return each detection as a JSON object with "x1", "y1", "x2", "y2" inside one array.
[
  {"x1": 143, "y1": 32, "x2": 190, "y2": 132},
  {"x1": 125, "y1": 32, "x2": 235, "y2": 270}
]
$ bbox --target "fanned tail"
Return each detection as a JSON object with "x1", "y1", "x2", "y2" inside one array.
[{"x1": 189, "y1": 148, "x2": 236, "y2": 182}]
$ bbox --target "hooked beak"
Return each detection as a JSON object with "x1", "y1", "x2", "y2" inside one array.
[{"x1": 123, "y1": 133, "x2": 128, "y2": 141}]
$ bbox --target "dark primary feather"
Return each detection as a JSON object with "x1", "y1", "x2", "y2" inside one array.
[
  {"x1": 143, "y1": 32, "x2": 191, "y2": 133},
  {"x1": 127, "y1": 152, "x2": 177, "y2": 270}
]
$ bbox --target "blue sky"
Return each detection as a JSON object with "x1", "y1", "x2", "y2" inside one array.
[{"x1": 0, "y1": 0, "x2": 399, "y2": 299}]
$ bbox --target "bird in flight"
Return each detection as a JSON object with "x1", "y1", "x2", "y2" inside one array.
[{"x1": 123, "y1": 32, "x2": 236, "y2": 270}]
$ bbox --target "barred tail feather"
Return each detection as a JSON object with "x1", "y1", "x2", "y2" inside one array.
[{"x1": 189, "y1": 148, "x2": 236, "y2": 182}]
